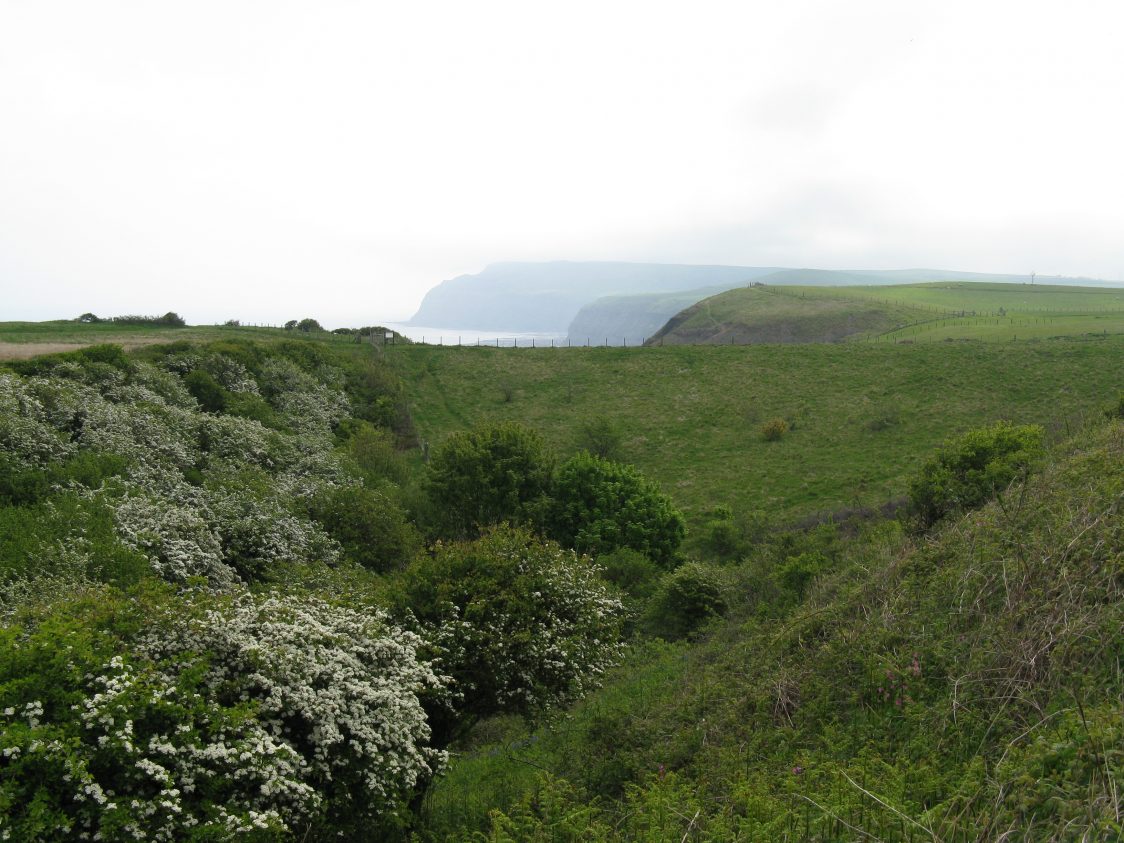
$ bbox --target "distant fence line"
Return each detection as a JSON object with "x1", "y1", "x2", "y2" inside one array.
[{"x1": 213, "y1": 321, "x2": 1124, "y2": 348}]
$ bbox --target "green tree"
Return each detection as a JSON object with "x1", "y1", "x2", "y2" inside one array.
[
  {"x1": 426, "y1": 422, "x2": 554, "y2": 538},
  {"x1": 547, "y1": 452, "x2": 685, "y2": 567},
  {"x1": 908, "y1": 420, "x2": 1045, "y2": 529},
  {"x1": 296, "y1": 318, "x2": 323, "y2": 333}
]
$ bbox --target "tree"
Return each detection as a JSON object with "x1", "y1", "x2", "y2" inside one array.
[
  {"x1": 296, "y1": 318, "x2": 323, "y2": 333},
  {"x1": 76, "y1": 312, "x2": 101, "y2": 323},
  {"x1": 547, "y1": 452, "x2": 685, "y2": 567},
  {"x1": 426, "y1": 421, "x2": 554, "y2": 537},
  {"x1": 157, "y1": 311, "x2": 186, "y2": 327},
  {"x1": 401, "y1": 525, "x2": 624, "y2": 744},
  {"x1": 284, "y1": 320, "x2": 298, "y2": 330}
]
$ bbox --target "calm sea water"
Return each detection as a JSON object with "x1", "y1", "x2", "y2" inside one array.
[{"x1": 378, "y1": 322, "x2": 568, "y2": 347}]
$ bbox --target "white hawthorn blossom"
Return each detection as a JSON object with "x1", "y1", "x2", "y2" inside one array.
[{"x1": 138, "y1": 591, "x2": 448, "y2": 823}]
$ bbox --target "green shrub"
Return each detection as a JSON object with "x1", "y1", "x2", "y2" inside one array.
[
  {"x1": 340, "y1": 420, "x2": 409, "y2": 485},
  {"x1": 645, "y1": 562, "x2": 727, "y2": 640},
  {"x1": 775, "y1": 550, "x2": 830, "y2": 598},
  {"x1": 547, "y1": 453, "x2": 685, "y2": 567},
  {"x1": 596, "y1": 547, "x2": 662, "y2": 602},
  {"x1": 308, "y1": 484, "x2": 419, "y2": 573},
  {"x1": 426, "y1": 422, "x2": 554, "y2": 538},
  {"x1": 761, "y1": 418, "x2": 788, "y2": 441},
  {"x1": 400, "y1": 525, "x2": 625, "y2": 744},
  {"x1": 907, "y1": 420, "x2": 1045, "y2": 528},
  {"x1": 183, "y1": 369, "x2": 226, "y2": 413}
]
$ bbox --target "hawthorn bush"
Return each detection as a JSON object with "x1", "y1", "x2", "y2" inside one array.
[
  {"x1": 401, "y1": 525, "x2": 625, "y2": 744},
  {"x1": 547, "y1": 453, "x2": 685, "y2": 567}
]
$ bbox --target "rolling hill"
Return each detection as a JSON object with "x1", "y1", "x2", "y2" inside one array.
[{"x1": 650, "y1": 281, "x2": 1124, "y2": 346}]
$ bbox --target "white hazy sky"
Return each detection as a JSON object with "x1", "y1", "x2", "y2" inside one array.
[{"x1": 3, "y1": 0, "x2": 1124, "y2": 326}]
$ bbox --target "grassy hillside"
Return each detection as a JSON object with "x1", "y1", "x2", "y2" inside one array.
[
  {"x1": 648, "y1": 282, "x2": 1124, "y2": 346},
  {"x1": 567, "y1": 277, "x2": 1124, "y2": 348},
  {"x1": 566, "y1": 286, "x2": 736, "y2": 346},
  {"x1": 388, "y1": 339, "x2": 1124, "y2": 537},
  {"x1": 422, "y1": 417, "x2": 1124, "y2": 840},
  {"x1": 647, "y1": 286, "x2": 931, "y2": 345}
]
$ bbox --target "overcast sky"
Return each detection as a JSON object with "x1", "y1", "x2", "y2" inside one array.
[{"x1": 3, "y1": 0, "x2": 1124, "y2": 326}]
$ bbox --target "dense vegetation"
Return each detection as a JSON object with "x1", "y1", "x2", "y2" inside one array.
[
  {"x1": 1, "y1": 317, "x2": 1121, "y2": 841},
  {"x1": 0, "y1": 337, "x2": 640, "y2": 840},
  {"x1": 424, "y1": 416, "x2": 1123, "y2": 840}
]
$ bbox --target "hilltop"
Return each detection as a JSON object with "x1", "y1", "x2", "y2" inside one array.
[
  {"x1": 650, "y1": 281, "x2": 1124, "y2": 346},
  {"x1": 647, "y1": 285, "x2": 928, "y2": 345}
]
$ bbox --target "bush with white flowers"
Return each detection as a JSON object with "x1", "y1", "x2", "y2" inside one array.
[
  {"x1": 0, "y1": 586, "x2": 448, "y2": 840},
  {"x1": 138, "y1": 590, "x2": 448, "y2": 831}
]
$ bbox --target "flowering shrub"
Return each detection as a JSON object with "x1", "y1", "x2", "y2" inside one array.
[
  {"x1": 402, "y1": 526, "x2": 625, "y2": 744},
  {"x1": 0, "y1": 372, "x2": 75, "y2": 469},
  {"x1": 1, "y1": 586, "x2": 448, "y2": 840},
  {"x1": 0, "y1": 593, "x2": 315, "y2": 841},
  {"x1": 138, "y1": 590, "x2": 447, "y2": 832},
  {"x1": 113, "y1": 490, "x2": 236, "y2": 586}
]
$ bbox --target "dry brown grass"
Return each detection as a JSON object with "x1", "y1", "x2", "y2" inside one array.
[{"x1": 0, "y1": 339, "x2": 170, "y2": 360}]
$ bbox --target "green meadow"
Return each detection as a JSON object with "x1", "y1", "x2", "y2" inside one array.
[{"x1": 388, "y1": 337, "x2": 1124, "y2": 536}]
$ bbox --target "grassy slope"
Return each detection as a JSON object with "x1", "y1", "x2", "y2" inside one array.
[
  {"x1": 648, "y1": 286, "x2": 930, "y2": 345},
  {"x1": 648, "y1": 282, "x2": 1124, "y2": 347},
  {"x1": 389, "y1": 340, "x2": 1124, "y2": 532},
  {"x1": 424, "y1": 419, "x2": 1124, "y2": 840},
  {"x1": 566, "y1": 286, "x2": 736, "y2": 344}
]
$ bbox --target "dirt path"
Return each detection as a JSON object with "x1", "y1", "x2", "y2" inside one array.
[{"x1": 0, "y1": 338, "x2": 169, "y2": 360}]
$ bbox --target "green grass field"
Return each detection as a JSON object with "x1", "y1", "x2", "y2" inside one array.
[
  {"x1": 768, "y1": 282, "x2": 1124, "y2": 343},
  {"x1": 388, "y1": 338, "x2": 1124, "y2": 535}
]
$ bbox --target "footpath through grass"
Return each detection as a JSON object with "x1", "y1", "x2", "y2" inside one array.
[{"x1": 389, "y1": 339, "x2": 1124, "y2": 533}]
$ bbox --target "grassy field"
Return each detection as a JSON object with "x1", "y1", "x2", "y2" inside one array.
[
  {"x1": 388, "y1": 338, "x2": 1124, "y2": 534},
  {"x1": 0, "y1": 321, "x2": 397, "y2": 359},
  {"x1": 768, "y1": 282, "x2": 1124, "y2": 343}
]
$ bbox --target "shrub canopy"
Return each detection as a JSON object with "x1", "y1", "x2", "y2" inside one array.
[
  {"x1": 908, "y1": 420, "x2": 1044, "y2": 528},
  {"x1": 426, "y1": 422, "x2": 553, "y2": 538},
  {"x1": 547, "y1": 452, "x2": 685, "y2": 567}
]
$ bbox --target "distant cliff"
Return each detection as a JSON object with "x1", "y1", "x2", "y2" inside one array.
[
  {"x1": 566, "y1": 286, "x2": 736, "y2": 345},
  {"x1": 407, "y1": 262, "x2": 782, "y2": 332}
]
